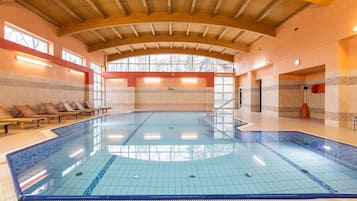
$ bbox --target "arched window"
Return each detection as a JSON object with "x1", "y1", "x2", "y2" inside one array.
[{"x1": 107, "y1": 54, "x2": 233, "y2": 72}]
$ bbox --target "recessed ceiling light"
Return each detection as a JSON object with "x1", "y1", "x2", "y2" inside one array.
[{"x1": 354, "y1": 26, "x2": 357, "y2": 32}]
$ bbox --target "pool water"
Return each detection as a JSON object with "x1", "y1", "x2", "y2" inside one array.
[{"x1": 7, "y1": 111, "x2": 357, "y2": 200}]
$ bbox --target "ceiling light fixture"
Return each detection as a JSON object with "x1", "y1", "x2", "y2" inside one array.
[
  {"x1": 68, "y1": 69, "x2": 84, "y2": 75},
  {"x1": 143, "y1": 77, "x2": 161, "y2": 84},
  {"x1": 16, "y1": 55, "x2": 52, "y2": 67}
]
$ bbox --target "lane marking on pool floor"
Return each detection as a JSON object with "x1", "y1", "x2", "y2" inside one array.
[
  {"x1": 122, "y1": 112, "x2": 154, "y2": 145},
  {"x1": 82, "y1": 155, "x2": 116, "y2": 196},
  {"x1": 260, "y1": 143, "x2": 337, "y2": 193}
]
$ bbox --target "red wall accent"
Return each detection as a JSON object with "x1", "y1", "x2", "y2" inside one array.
[
  {"x1": 103, "y1": 72, "x2": 215, "y2": 87},
  {"x1": 0, "y1": 38, "x2": 93, "y2": 84}
]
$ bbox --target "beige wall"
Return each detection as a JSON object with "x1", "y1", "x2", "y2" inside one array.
[
  {"x1": 105, "y1": 79, "x2": 135, "y2": 112},
  {"x1": 105, "y1": 77, "x2": 214, "y2": 111},
  {"x1": 136, "y1": 78, "x2": 213, "y2": 110},
  {"x1": 279, "y1": 75, "x2": 305, "y2": 118},
  {"x1": 0, "y1": 2, "x2": 104, "y2": 114}
]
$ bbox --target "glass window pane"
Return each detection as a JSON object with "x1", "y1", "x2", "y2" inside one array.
[
  {"x1": 4, "y1": 24, "x2": 49, "y2": 54},
  {"x1": 223, "y1": 77, "x2": 233, "y2": 84},
  {"x1": 215, "y1": 77, "x2": 223, "y2": 84},
  {"x1": 224, "y1": 85, "x2": 233, "y2": 93},
  {"x1": 108, "y1": 54, "x2": 233, "y2": 72},
  {"x1": 62, "y1": 49, "x2": 83, "y2": 65},
  {"x1": 223, "y1": 93, "x2": 233, "y2": 100}
]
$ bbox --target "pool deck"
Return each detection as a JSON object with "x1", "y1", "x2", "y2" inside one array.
[{"x1": 0, "y1": 109, "x2": 357, "y2": 201}]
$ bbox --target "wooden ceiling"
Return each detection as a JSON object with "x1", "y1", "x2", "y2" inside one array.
[{"x1": 14, "y1": 0, "x2": 332, "y2": 62}]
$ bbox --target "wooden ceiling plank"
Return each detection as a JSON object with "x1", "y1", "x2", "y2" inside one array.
[
  {"x1": 88, "y1": 34, "x2": 249, "y2": 52},
  {"x1": 86, "y1": 0, "x2": 106, "y2": 18},
  {"x1": 190, "y1": 0, "x2": 197, "y2": 14},
  {"x1": 130, "y1": 24, "x2": 140, "y2": 37},
  {"x1": 233, "y1": 0, "x2": 251, "y2": 19},
  {"x1": 142, "y1": 0, "x2": 150, "y2": 14},
  {"x1": 111, "y1": 27, "x2": 123, "y2": 39},
  {"x1": 53, "y1": 0, "x2": 83, "y2": 22},
  {"x1": 128, "y1": 45, "x2": 134, "y2": 52},
  {"x1": 220, "y1": 48, "x2": 226, "y2": 55},
  {"x1": 107, "y1": 48, "x2": 234, "y2": 62},
  {"x1": 208, "y1": 46, "x2": 213, "y2": 52},
  {"x1": 58, "y1": 12, "x2": 276, "y2": 38},
  {"x1": 183, "y1": 43, "x2": 186, "y2": 50},
  {"x1": 168, "y1": 0, "x2": 172, "y2": 14},
  {"x1": 115, "y1": 0, "x2": 128, "y2": 16},
  {"x1": 186, "y1": 24, "x2": 191, "y2": 36},
  {"x1": 150, "y1": 24, "x2": 156, "y2": 36},
  {"x1": 248, "y1": 35, "x2": 263, "y2": 45},
  {"x1": 218, "y1": 28, "x2": 228, "y2": 40},
  {"x1": 156, "y1": 42, "x2": 160, "y2": 49},
  {"x1": 303, "y1": 0, "x2": 333, "y2": 6},
  {"x1": 92, "y1": 30, "x2": 106, "y2": 42},
  {"x1": 232, "y1": 31, "x2": 244, "y2": 43},
  {"x1": 196, "y1": 43, "x2": 200, "y2": 51},
  {"x1": 254, "y1": 0, "x2": 283, "y2": 24},
  {"x1": 143, "y1": 44, "x2": 147, "y2": 50},
  {"x1": 211, "y1": 0, "x2": 223, "y2": 16},
  {"x1": 16, "y1": 0, "x2": 60, "y2": 26},
  {"x1": 202, "y1": 25, "x2": 210, "y2": 37},
  {"x1": 115, "y1": 47, "x2": 122, "y2": 54},
  {"x1": 169, "y1": 22, "x2": 173, "y2": 36}
]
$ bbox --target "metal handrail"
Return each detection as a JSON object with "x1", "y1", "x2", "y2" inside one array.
[{"x1": 215, "y1": 98, "x2": 234, "y2": 110}]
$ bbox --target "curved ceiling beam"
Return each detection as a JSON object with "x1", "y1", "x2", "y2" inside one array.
[
  {"x1": 107, "y1": 48, "x2": 234, "y2": 62},
  {"x1": 88, "y1": 35, "x2": 249, "y2": 52},
  {"x1": 58, "y1": 12, "x2": 275, "y2": 37},
  {"x1": 303, "y1": 0, "x2": 333, "y2": 6}
]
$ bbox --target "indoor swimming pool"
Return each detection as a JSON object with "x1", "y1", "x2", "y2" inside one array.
[{"x1": 6, "y1": 111, "x2": 357, "y2": 200}]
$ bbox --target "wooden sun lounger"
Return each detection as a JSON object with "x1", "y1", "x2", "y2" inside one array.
[
  {"x1": 0, "y1": 106, "x2": 44, "y2": 128},
  {"x1": 42, "y1": 102, "x2": 80, "y2": 119},
  {"x1": 0, "y1": 122, "x2": 15, "y2": 134},
  {"x1": 73, "y1": 101, "x2": 99, "y2": 115},
  {"x1": 62, "y1": 102, "x2": 93, "y2": 116},
  {"x1": 15, "y1": 105, "x2": 62, "y2": 123},
  {"x1": 84, "y1": 101, "x2": 111, "y2": 113}
]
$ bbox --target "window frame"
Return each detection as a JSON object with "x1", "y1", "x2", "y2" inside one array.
[
  {"x1": 62, "y1": 48, "x2": 85, "y2": 66},
  {"x1": 90, "y1": 62, "x2": 104, "y2": 108},
  {"x1": 107, "y1": 54, "x2": 233, "y2": 72},
  {"x1": 4, "y1": 22, "x2": 53, "y2": 55}
]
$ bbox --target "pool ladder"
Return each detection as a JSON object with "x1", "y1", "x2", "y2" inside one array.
[{"x1": 213, "y1": 98, "x2": 235, "y2": 137}]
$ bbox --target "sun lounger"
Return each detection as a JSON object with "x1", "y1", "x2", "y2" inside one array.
[
  {"x1": 84, "y1": 101, "x2": 111, "y2": 113},
  {"x1": 0, "y1": 106, "x2": 44, "y2": 128},
  {"x1": 42, "y1": 102, "x2": 80, "y2": 119},
  {"x1": 0, "y1": 122, "x2": 15, "y2": 133},
  {"x1": 15, "y1": 105, "x2": 62, "y2": 123},
  {"x1": 62, "y1": 102, "x2": 93, "y2": 116},
  {"x1": 73, "y1": 101, "x2": 99, "y2": 115}
]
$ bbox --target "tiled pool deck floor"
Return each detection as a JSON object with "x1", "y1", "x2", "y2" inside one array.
[{"x1": 1, "y1": 109, "x2": 357, "y2": 201}]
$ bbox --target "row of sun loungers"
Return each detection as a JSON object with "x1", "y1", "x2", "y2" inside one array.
[{"x1": 0, "y1": 101, "x2": 111, "y2": 133}]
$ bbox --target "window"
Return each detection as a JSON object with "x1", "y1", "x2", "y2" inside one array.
[
  {"x1": 62, "y1": 49, "x2": 84, "y2": 66},
  {"x1": 91, "y1": 63, "x2": 103, "y2": 108},
  {"x1": 107, "y1": 54, "x2": 233, "y2": 72},
  {"x1": 4, "y1": 23, "x2": 51, "y2": 54}
]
